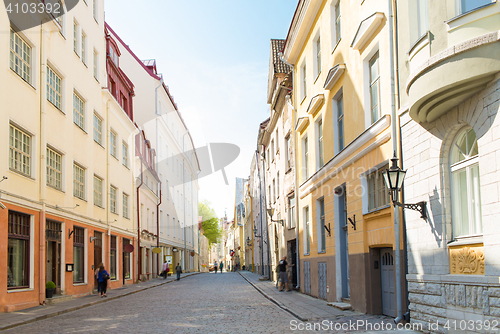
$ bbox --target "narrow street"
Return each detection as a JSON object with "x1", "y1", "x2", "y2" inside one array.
[{"x1": 2, "y1": 273, "x2": 297, "y2": 334}]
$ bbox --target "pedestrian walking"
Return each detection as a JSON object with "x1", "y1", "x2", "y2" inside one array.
[
  {"x1": 219, "y1": 261, "x2": 224, "y2": 273},
  {"x1": 161, "y1": 260, "x2": 169, "y2": 279},
  {"x1": 278, "y1": 256, "x2": 294, "y2": 292},
  {"x1": 94, "y1": 262, "x2": 103, "y2": 294},
  {"x1": 214, "y1": 261, "x2": 218, "y2": 274},
  {"x1": 97, "y1": 264, "x2": 110, "y2": 297},
  {"x1": 175, "y1": 263, "x2": 182, "y2": 281}
]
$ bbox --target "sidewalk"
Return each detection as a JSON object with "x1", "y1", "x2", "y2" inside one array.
[
  {"x1": 0, "y1": 272, "x2": 199, "y2": 331},
  {"x1": 238, "y1": 271, "x2": 422, "y2": 333}
]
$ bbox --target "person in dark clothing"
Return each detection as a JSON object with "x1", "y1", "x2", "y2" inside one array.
[
  {"x1": 214, "y1": 261, "x2": 218, "y2": 274},
  {"x1": 175, "y1": 263, "x2": 182, "y2": 281},
  {"x1": 97, "y1": 264, "x2": 110, "y2": 297},
  {"x1": 278, "y1": 256, "x2": 294, "y2": 292}
]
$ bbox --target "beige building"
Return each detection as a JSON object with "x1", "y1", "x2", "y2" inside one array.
[{"x1": 1, "y1": 1, "x2": 137, "y2": 312}]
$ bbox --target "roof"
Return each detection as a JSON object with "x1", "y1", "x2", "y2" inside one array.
[{"x1": 270, "y1": 39, "x2": 292, "y2": 74}]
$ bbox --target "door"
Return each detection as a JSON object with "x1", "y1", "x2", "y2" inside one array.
[
  {"x1": 46, "y1": 220, "x2": 61, "y2": 293},
  {"x1": 338, "y1": 186, "x2": 350, "y2": 299},
  {"x1": 93, "y1": 232, "x2": 103, "y2": 289},
  {"x1": 381, "y1": 249, "x2": 395, "y2": 317},
  {"x1": 318, "y1": 262, "x2": 327, "y2": 300},
  {"x1": 304, "y1": 261, "x2": 311, "y2": 294},
  {"x1": 289, "y1": 240, "x2": 297, "y2": 287}
]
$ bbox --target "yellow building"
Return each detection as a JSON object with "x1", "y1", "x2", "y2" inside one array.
[{"x1": 283, "y1": 0, "x2": 405, "y2": 316}]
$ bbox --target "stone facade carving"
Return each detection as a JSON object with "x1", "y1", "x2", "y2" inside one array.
[{"x1": 449, "y1": 245, "x2": 485, "y2": 275}]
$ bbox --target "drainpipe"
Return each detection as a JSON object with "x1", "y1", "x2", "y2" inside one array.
[
  {"x1": 106, "y1": 99, "x2": 110, "y2": 269},
  {"x1": 156, "y1": 185, "x2": 161, "y2": 276},
  {"x1": 388, "y1": 0, "x2": 403, "y2": 323},
  {"x1": 136, "y1": 159, "x2": 143, "y2": 282},
  {"x1": 39, "y1": 19, "x2": 48, "y2": 306}
]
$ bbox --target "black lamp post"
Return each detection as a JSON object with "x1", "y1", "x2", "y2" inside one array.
[{"x1": 382, "y1": 153, "x2": 427, "y2": 219}]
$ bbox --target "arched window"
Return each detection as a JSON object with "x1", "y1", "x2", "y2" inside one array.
[{"x1": 450, "y1": 128, "x2": 482, "y2": 237}]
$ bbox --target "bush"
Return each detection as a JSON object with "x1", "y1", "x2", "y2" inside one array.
[{"x1": 46, "y1": 281, "x2": 56, "y2": 289}]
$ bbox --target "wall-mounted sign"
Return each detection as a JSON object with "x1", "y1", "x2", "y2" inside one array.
[
  {"x1": 66, "y1": 264, "x2": 74, "y2": 272},
  {"x1": 152, "y1": 247, "x2": 162, "y2": 254},
  {"x1": 124, "y1": 244, "x2": 134, "y2": 253}
]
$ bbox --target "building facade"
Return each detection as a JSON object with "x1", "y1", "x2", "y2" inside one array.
[{"x1": 396, "y1": 0, "x2": 500, "y2": 329}]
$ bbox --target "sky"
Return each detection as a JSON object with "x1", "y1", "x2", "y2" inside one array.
[{"x1": 104, "y1": 0, "x2": 298, "y2": 220}]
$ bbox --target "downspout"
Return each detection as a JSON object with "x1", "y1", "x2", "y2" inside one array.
[
  {"x1": 156, "y1": 184, "x2": 161, "y2": 276},
  {"x1": 106, "y1": 100, "x2": 110, "y2": 268},
  {"x1": 136, "y1": 159, "x2": 143, "y2": 282},
  {"x1": 39, "y1": 19, "x2": 48, "y2": 306},
  {"x1": 388, "y1": 0, "x2": 403, "y2": 323}
]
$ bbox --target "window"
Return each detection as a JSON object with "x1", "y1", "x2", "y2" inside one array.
[
  {"x1": 450, "y1": 128, "x2": 482, "y2": 237},
  {"x1": 110, "y1": 236, "x2": 117, "y2": 280},
  {"x1": 73, "y1": 21, "x2": 79, "y2": 56},
  {"x1": 288, "y1": 196, "x2": 296, "y2": 228},
  {"x1": 47, "y1": 147, "x2": 62, "y2": 190},
  {"x1": 335, "y1": 1, "x2": 341, "y2": 45},
  {"x1": 275, "y1": 129, "x2": 279, "y2": 152},
  {"x1": 93, "y1": 0, "x2": 98, "y2": 21},
  {"x1": 55, "y1": 0, "x2": 63, "y2": 27},
  {"x1": 110, "y1": 131, "x2": 117, "y2": 158},
  {"x1": 47, "y1": 66, "x2": 62, "y2": 110},
  {"x1": 73, "y1": 163, "x2": 85, "y2": 199},
  {"x1": 123, "y1": 238, "x2": 131, "y2": 279},
  {"x1": 304, "y1": 207, "x2": 310, "y2": 254},
  {"x1": 337, "y1": 95, "x2": 344, "y2": 151},
  {"x1": 9, "y1": 124, "x2": 31, "y2": 176},
  {"x1": 122, "y1": 142, "x2": 128, "y2": 167},
  {"x1": 317, "y1": 119, "x2": 323, "y2": 169},
  {"x1": 272, "y1": 179, "x2": 276, "y2": 203},
  {"x1": 271, "y1": 139, "x2": 275, "y2": 161},
  {"x1": 318, "y1": 198, "x2": 325, "y2": 252},
  {"x1": 9, "y1": 29, "x2": 31, "y2": 83},
  {"x1": 285, "y1": 136, "x2": 291, "y2": 170},
  {"x1": 409, "y1": 0, "x2": 429, "y2": 44},
  {"x1": 93, "y1": 175, "x2": 103, "y2": 207},
  {"x1": 301, "y1": 63, "x2": 307, "y2": 101},
  {"x1": 368, "y1": 165, "x2": 389, "y2": 211},
  {"x1": 303, "y1": 136, "x2": 309, "y2": 182},
  {"x1": 315, "y1": 35, "x2": 321, "y2": 78},
  {"x1": 73, "y1": 226, "x2": 84, "y2": 283},
  {"x1": 93, "y1": 113, "x2": 102, "y2": 145},
  {"x1": 166, "y1": 180, "x2": 169, "y2": 200},
  {"x1": 8, "y1": 211, "x2": 30, "y2": 289},
  {"x1": 73, "y1": 92, "x2": 85, "y2": 129},
  {"x1": 110, "y1": 186, "x2": 117, "y2": 214},
  {"x1": 81, "y1": 31, "x2": 86, "y2": 64},
  {"x1": 93, "y1": 49, "x2": 99, "y2": 80},
  {"x1": 123, "y1": 193, "x2": 129, "y2": 218},
  {"x1": 457, "y1": 0, "x2": 491, "y2": 15},
  {"x1": 277, "y1": 172, "x2": 280, "y2": 199},
  {"x1": 369, "y1": 52, "x2": 381, "y2": 124}
]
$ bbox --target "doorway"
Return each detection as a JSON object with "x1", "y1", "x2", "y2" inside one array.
[
  {"x1": 304, "y1": 261, "x2": 311, "y2": 294},
  {"x1": 381, "y1": 249, "x2": 396, "y2": 317},
  {"x1": 288, "y1": 240, "x2": 297, "y2": 287},
  {"x1": 318, "y1": 262, "x2": 327, "y2": 300},
  {"x1": 93, "y1": 232, "x2": 103, "y2": 289},
  {"x1": 46, "y1": 220, "x2": 62, "y2": 294},
  {"x1": 335, "y1": 185, "x2": 349, "y2": 299}
]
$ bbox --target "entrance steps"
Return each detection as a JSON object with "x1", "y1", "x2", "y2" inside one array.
[
  {"x1": 327, "y1": 301, "x2": 352, "y2": 311},
  {"x1": 45, "y1": 294, "x2": 74, "y2": 305}
]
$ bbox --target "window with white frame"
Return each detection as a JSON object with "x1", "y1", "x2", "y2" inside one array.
[
  {"x1": 367, "y1": 164, "x2": 389, "y2": 212},
  {"x1": 335, "y1": 94, "x2": 344, "y2": 152},
  {"x1": 123, "y1": 193, "x2": 129, "y2": 218},
  {"x1": 93, "y1": 0, "x2": 98, "y2": 21},
  {"x1": 301, "y1": 62, "x2": 307, "y2": 101},
  {"x1": 272, "y1": 179, "x2": 276, "y2": 203},
  {"x1": 9, "y1": 28, "x2": 31, "y2": 84},
  {"x1": 318, "y1": 198, "x2": 326, "y2": 252},
  {"x1": 450, "y1": 128, "x2": 482, "y2": 237},
  {"x1": 47, "y1": 66, "x2": 62, "y2": 110},
  {"x1": 166, "y1": 180, "x2": 169, "y2": 200},
  {"x1": 9, "y1": 124, "x2": 31, "y2": 176},
  {"x1": 110, "y1": 131, "x2": 117, "y2": 158},
  {"x1": 93, "y1": 49, "x2": 99, "y2": 80},
  {"x1": 409, "y1": 0, "x2": 429, "y2": 44},
  {"x1": 55, "y1": 0, "x2": 63, "y2": 27},
  {"x1": 369, "y1": 52, "x2": 381, "y2": 124},
  {"x1": 93, "y1": 175, "x2": 103, "y2": 207},
  {"x1": 457, "y1": 0, "x2": 491, "y2": 15},
  {"x1": 277, "y1": 172, "x2": 280, "y2": 199},
  {"x1": 314, "y1": 35, "x2": 321, "y2": 78},
  {"x1": 73, "y1": 21, "x2": 79, "y2": 56},
  {"x1": 122, "y1": 142, "x2": 128, "y2": 166},
  {"x1": 73, "y1": 163, "x2": 85, "y2": 199},
  {"x1": 110, "y1": 186, "x2": 117, "y2": 214},
  {"x1": 81, "y1": 31, "x2": 86, "y2": 64},
  {"x1": 285, "y1": 135, "x2": 291, "y2": 170},
  {"x1": 46, "y1": 147, "x2": 62, "y2": 190},
  {"x1": 334, "y1": 1, "x2": 341, "y2": 46},
  {"x1": 317, "y1": 119, "x2": 323, "y2": 169},
  {"x1": 275, "y1": 129, "x2": 279, "y2": 152},
  {"x1": 288, "y1": 196, "x2": 296, "y2": 228},
  {"x1": 110, "y1": 235, "x2": 117, "y2": 280},
  {"x1": 271, "y1": 139, "x2": 275, "y2": 161},
  {"x1": 304, "y1": 206, "x2": 310, "y2": 254},
  {"x1": 302, "y1": 136, "x2": 309, "y2": 182},
  {"x1": 73, "y1": 92, "x2": 85, "y2": 130},
  {"x1": 93, "y1": 113, "x2": 102, "y2": 145},
  {"x1": 7, "y1": 211, "x2": 31, "y2": 289},
  {"x1": 73, "y1": 226, "x2": 85, "y2": 283}
]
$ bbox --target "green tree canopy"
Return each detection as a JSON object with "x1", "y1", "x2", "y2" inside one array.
[
  {"x1": 198, "y1": 199, "x2": 217, "y2": 221},
  {"x1": 198, "y1": 201, "x2": 222, "y2": 245}
]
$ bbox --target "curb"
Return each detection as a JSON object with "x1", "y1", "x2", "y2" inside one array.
[
  {"x1": 0, "y1": 272, "x2": 200, "y2": 332},
  {"x1": 238, "y1": 272, "x2": 308, "y2": 322}
]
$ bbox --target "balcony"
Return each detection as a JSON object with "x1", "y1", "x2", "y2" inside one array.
[{"x1": 406, "y1": 2, "x2": 500, "y2": 123}]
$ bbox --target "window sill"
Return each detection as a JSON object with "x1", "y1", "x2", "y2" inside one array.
[
  {"x1": 303, "y1": 253, "x2": 310, "y2": 256},
  {"x1": 111, "y1": 155, "x2": 119, "y2": 161},
  {"x1": 122, "y1": 164, "x2": 130, "y2": 170},
  {"x1": 94, "y1": 76, "x2": 100, "y2": 83},
  {"x1": 285, "y1": 168, "x2": 292, "y2": 174},
  {"x1": 10, "y1": 68, "x2": 36, "y2": 91},
  {"x1": 300, "y1": 95, "x2": 307, "y2": 105},
  {"x1": 9, "y1": 168, "x2": 35, "y2": 181},
  {"x1": 288, "y1": 226, "x2": 296, "y2": 230},
  {"x1": 95, "y1": 141, "x2": 105, "y2": 149},
  {"x1": 314, "y1": 72, "x2": 321, "y2": 84},
  {"x1": 318, "y1": 251, "x2": 326, "y2": 254},
  {"x1": 47, "y1": 100, "x2": 65, "y2": 115},
  {"x1": 111, "y1": 211, "x2": 119, "y2": 215},
  {"x1": 74, "y1": 123, "x2": 88, "y2": 135},
  {"x1": 73, "y1": 282, "x2": 87, "y2": 286},
  {"x1": 47, "y1": 184, "x2": 64, "y2": 193},
  {"x1": 331, "y1": 39, "x2": 341, "y2": 54},
  {"x1": 74, "y1": 196, "x2": 87, "y2": 202},
  {"x1": 7, "y1": 288, "x2": 33, "y2": 293},
  {"x1": 94, "y1": 204, "x2": 105, "y2": 209},
  {"x1": 447, "y1": 235, "x2": 483, "y2": 247}
]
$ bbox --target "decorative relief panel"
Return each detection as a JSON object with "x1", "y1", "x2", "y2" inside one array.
[{"x1": 449, "y1": 245, "x2": 485, "y2": 275}]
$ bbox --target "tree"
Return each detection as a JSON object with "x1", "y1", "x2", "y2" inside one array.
[{"x1": 198, "y1": 200, "x2": 222, "y2": 245}]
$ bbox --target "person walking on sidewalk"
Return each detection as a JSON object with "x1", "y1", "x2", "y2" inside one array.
[
  {"x1": 278, "y1": 256, "x2": 294, "y2": 292},
  {"x1": 95, "y1": 262, "x2": 103, "y2": 294},
  {"x1": 219, "y1": 261, "x2": 224, "y2": 273},
  {"x1": 175, "y1": 263, "x2": 182, "y2": 281},
  {"x1": 161, "y1": 260, "x2": 169, "y2": 279},
  {"x1": 214, "y1": 261, "x2": 218, "y2": 274},
  {"x1": 97, "y1": 264, "x2": 110, "y2": 297}
]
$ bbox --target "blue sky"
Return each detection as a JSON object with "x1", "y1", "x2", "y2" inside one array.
[{"x1": 105, "y1": 0, "x2": 297, "y2": 220}]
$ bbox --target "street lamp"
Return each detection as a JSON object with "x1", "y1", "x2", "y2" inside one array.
[
  {"x1": 266, "y1": 207, "x2": 284, "y2": 226},
  {"x1": 382, "y1": 153, "x2": 427, "y2": 219}
]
